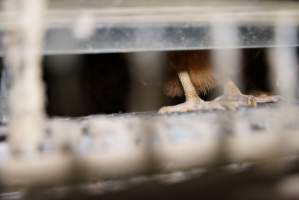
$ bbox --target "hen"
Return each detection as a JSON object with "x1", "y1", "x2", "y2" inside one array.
[{"x1": 159, "y1": 50, "x2": 279, "y2": 113}]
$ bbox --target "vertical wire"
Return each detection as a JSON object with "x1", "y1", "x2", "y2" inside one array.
[
  {"x1": 267, "y1": 14, "x2": 298, "y2": 160},
  {"x1": 210, "y1": 15, "x2": 241, "y2": 163},
  {"x1": 269, "y1": 15, "x2": 298, "y2": 103},
  {"x1": 127, "y1": 27, "x2": 165, "y2": 112},
  {"x1": 0, "y1": 67, "x2": 9, "y2": 124},
  {"x1": 210, "y1": 16, "x2": 242, "y2": 88},
  {"x1": 4, "y1": 0, "x2": 47, "y2": 156}
]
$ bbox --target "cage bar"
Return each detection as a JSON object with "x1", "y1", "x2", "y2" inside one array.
[
  {"x1": 0, "y1": 1, "x2": 298, "y2": 199},
  {"x1": 3, "y1": 0, "x2": 47, "y2": 155}
]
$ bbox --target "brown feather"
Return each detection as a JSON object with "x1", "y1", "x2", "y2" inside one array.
[{"x1": 164, "y1": 50, "x2": 216, "y2": 97}]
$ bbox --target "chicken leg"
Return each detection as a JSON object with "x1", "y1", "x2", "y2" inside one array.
[
  {"x1": 158, "y1": 71, "x2": 224, "y2": 113},
  {"x1": 215, "y1": 80, "x2": 281, "y2": 110},
  {"x1": 159, "y1": 50, "x2": 281, "y2": 114},
  {"x1": 159, "y1": 74, "x2": 280, "y2": 113}
]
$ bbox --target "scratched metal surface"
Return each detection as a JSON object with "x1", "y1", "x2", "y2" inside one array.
[
  {"x1": 0, "y1": 105, "x2": 298, "y2": 187},
  {"x1": 2, "y1": 160, "x2": 299, "y2": 200},
  {"x1": 0, "y1": 1, "x2": 299, "y2": 54},
  {"x1": 0, "y1": 105, "x2": 298, "y2": 198}
]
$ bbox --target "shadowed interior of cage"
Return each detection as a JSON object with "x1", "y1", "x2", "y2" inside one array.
[{"x1": 0, "y1": 0, "x2": 299, "y2": 200}]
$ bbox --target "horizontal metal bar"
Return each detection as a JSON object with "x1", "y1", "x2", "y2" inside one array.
[
  {"x1": 0, "y1": 1, "x2": 299, "y2": 54},
  {"x1": 0, "y1": 24, "x2": 297, "y2": 55},
  {"x1": 0, "y1": 106, "x2": 298, "y2": 187},
  {"x1": 3, "y1": 160, "x2": 299, "y2": 199}
]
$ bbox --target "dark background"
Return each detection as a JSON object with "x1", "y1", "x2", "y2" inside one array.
[{"x1": 43, "y1": 48, "x2": 280, "y2": 117}]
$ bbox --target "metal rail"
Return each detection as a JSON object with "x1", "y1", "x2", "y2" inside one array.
[{"x1": 0, "y1": 1, "x2": 299, "y2": 54}]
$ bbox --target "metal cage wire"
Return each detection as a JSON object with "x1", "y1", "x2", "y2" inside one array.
[{"x1": 0, "y1": 0, "x2": 298, "y2": 198}]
